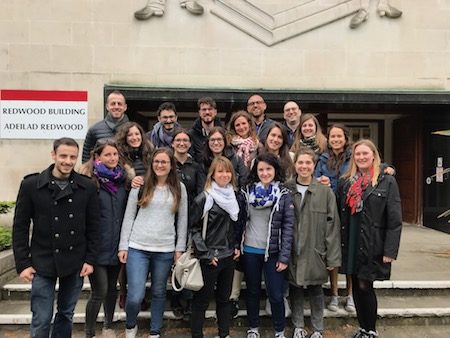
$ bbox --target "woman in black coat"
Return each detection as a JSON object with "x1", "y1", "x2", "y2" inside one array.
[
  {"x1": 79, "y1": 139, "x2": 130, "y2": 338},
  {"x1": 337, "y1": 139, "x2": 402, "y2": 338}
]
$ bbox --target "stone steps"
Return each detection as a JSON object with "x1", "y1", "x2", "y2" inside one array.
[{"x1": 1, "y1": 279, "x2": 450, "y2": 326}]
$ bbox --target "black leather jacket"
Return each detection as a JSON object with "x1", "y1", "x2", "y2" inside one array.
[{"x1": 189, "y1": 191, "x2": 246, "y2": 261}]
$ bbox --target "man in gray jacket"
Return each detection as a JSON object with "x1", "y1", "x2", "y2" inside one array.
[{"x1": 82, "y1": 90, "x2": 129, "y2": 162}]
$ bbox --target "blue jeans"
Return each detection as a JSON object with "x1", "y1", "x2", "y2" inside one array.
[
  {"x1": 30, "y1": 272, "x2": 83, "y2": 338},
  {"x1": 126, "y1": 248, "x2": 174, "y2": 334},
  {"x1": 243, "y1": 252, "x2": 286, "y2": 332}
]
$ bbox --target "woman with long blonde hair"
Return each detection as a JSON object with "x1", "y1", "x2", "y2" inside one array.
[{"x1": 338, "y1": 139, "x2": 402, "y2": 338}]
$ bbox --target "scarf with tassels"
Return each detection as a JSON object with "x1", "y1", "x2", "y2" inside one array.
[
  {"x1": 230, "y1": 136, "x2": 258, "y2": 168},
  {"x1": 93, "y1": 160, "x2": 126, "y2": 194},
  {"x1": 346, "y1": 167, "x2": 374, "y2": 214}
]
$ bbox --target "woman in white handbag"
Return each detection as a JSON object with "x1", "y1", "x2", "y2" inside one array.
[{"x1": 189, "y1": 156, "x2": 246, "y2": 338}]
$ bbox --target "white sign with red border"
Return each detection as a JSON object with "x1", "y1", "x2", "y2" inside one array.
[{"x1": 0, "y1": 89, "x2": 88, "y2": 139}]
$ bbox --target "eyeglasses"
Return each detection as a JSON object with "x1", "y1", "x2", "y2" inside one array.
[
  {"x1": 174, "y1": 138, "x2": 190, "y2": 143},
  {"x1": 209, "y1": 138, "x2": 224, "y2": 143},
  {"x1": 153, "y1": 160, "x2": 170, "y2": 166},
  {"x1": 160, "y1": 115, "x2": 176, "y2": 120},
  {"x1": 247, "y1": 100, "x2": 264, "y2": 106}
]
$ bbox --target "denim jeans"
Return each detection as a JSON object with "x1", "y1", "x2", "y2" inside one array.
[
  {"x1": 289, "y1": 284, "x2": 324, "y2": 332},
  {"x1": 126, "y1": 248, "x2": 174, "y2": 334},
  {"x1": 85, "y1": 265, "x2": 121, "y2": 337},
  {"x1": 30, "y1": 272, "x2": 83, "y2": 338},
  {"x1": 242, "y1": 252, "x2": 286, "y2": 332},
  {"x1": 191, "y1": 256, "x2": 235, "y2": 338}
]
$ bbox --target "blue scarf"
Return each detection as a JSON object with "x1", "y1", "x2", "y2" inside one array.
[
  {"x1": 248, "y1": 181, "x2": 282, "y2": 209},
  {"x1": 93, "y1": 160, "x2": 125, "y2": 194}
]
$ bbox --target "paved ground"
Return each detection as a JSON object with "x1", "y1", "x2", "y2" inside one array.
[{"x1": 1, "y1": 322, "x2": 450, "y2": 338}]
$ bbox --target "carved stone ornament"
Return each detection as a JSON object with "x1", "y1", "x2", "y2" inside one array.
[
  {"x1": 211, "y1": 0, "x2": 362, "y2": 46},
  {"x1": 134, "y1": 0, "x2": 204, "y2": 20},
  {"x1": 133, "y1": 1, "x2": 402, "y2": 45},
  {"x1": 211, "y1": 0, "x2": 402, "y2": 46}
]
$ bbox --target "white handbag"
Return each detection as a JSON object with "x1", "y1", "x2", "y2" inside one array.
[
  {"x1": 171, "y1": 247, "x2": 203, "y2": 291},
  {"x1": 171, "y1": 211, "x2": 208, "y2": 291}
]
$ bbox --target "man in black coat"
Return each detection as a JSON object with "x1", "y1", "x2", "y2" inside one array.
[
  {"x1": 82, "y1": 90, "x2": 129, "y2": 162},
  {"x1": 13, "y1": 137, "x2": 100, "y2": 338}
]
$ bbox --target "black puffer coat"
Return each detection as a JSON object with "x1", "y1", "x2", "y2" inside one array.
[
  {"x1": 337, "y1": 174, "x2": 402, "y2": 281},
  {"x1": 82, "y1": 114, "x2": 129, "y2": 162}
]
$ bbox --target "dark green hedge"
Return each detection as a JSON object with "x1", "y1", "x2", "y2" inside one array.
[{"x1": 0, "y1": 226, "x2": 12, "y2": 251}]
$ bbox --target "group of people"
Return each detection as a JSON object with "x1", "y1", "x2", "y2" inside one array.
[{"x1": 12, "y1": 90, "x2": 402, "y2": 338}]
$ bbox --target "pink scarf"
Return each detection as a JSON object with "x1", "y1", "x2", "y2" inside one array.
[{"x1": 231, "y1": 136, "x2": 257, "y2": 168}]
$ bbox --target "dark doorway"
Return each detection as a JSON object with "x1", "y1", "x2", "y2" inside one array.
[
  {"x1": 422, "y1": 113, "x2": 450, "y2": 233},
  {"x1": 104, "y1": 86, "x2": 450, "y2": 228}
]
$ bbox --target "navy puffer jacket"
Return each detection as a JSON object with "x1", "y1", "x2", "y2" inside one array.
[{"x1": 243, "y1": 185, "x2": 295, "y2": 265}]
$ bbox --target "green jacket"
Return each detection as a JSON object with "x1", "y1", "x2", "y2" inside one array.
[{"x1": 286, "y1": 178, "x2": 341, "y2": 286}]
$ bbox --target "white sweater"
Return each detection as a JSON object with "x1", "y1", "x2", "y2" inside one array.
[{"x1": 119, "y1": 184, "x2": 188, "y2": 253}]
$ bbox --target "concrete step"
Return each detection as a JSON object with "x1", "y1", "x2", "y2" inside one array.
[
  {"x1": 1, "y1": 290, "x2": 450, "y2": 326},
  {"x1": 3, "y1": 277, "x2": 450, "y2": 300}
]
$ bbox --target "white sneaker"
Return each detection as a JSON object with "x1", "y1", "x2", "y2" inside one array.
[
  {"x1": 149, "y1": 334, "x2": 160, "y2": 338},
  {"x1": 247, "y1": 329, "x2": 260, "y2": 338},
  {"x1": 310, "y1": 332, "x2": 323, "y2": 338},
  {"x1": 293, "y1": 328, "x2": 308, "y2": 338},
  {"x1": 102, "y1": 328, "x2": 116, "y2": 338},
  {"x1": 345, "y1": 296, "x2": 356, "y2": 312},
  {"x1": 125, "y1": 326, "x2": 138, "y2": 338},
  {"x1": 327, "y1": 295, "x2": 339, "y2": 312},
  {"x1": 366, "y1": 330, "x2": 379, "y2": 338}
]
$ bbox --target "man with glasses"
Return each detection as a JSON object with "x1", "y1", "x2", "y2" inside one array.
[
  {"x1": 13, "y1": 137, "x2": 100, "y2": 337},
  {"x1": 282, "y1": 101, "x2": 302, "y2": 148},
  {"x1": 149, "y1": 102, "x2": 181, "y2": 148},
  {"x1": 247, "y1": 94, "x2": 274, "y2": 144},
  {"x1": 82, "y1": 90, "x2": 129, "y2": 163},
  {"x1": 189, "y1": 97, "x2": 223, "y2": 162}
]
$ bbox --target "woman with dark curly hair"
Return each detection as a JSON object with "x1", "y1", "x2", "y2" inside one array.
[
  {"x1": 115, "y1": 121, "x2": 154, "y2": 188},
  {"x1": 114, "y1": 122, "x2": 154, "y2": 309}
]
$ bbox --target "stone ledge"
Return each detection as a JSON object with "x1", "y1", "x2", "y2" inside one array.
[{"x1": 0, "y1": 250, "x2": 15, "y2": 287}]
